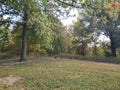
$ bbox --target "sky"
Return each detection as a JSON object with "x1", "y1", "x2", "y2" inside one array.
[
  {"x1": 3, "y1": 8, "x2": 110, "y2": 42},
  {"x1": 3, "y1": 14, "x2": 22, "y2": 30},
  {"x1": 60, "y1": 8, "x2": 79, "y2": 26},
  {"x1": 98, "y1": 34, "x2": 110, "y2": 42},
  {"x1": 60, "y1": 9, "x2": 110, "y2": 42}
]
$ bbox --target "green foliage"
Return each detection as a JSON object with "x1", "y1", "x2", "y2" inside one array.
[
  {"x1": 27, "y1": 12, "x2": 66, "y2": 55},
  {"x1": 72, "y1": 20, "x2": 91, "y2": 56},
  {"x1": 1, "y1": 0, "x2": 120, "y2": 57},
  {"x1": 51, "y1": 21, "x2": 66, "y2": 54},
  {"x1": 52, "y1": 37, "x2": 65, "y2": 54},
  {"x1": 0, "y1": 25, "x2": 11, "y2": 53},
  {"x1": 0, "y1": 0, "x2": 68, "y2": 56},
  {"x1": 80, "y1": 0, "x2": 120, "y2": 56}
]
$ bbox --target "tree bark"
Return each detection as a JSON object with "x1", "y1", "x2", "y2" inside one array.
[
  {"x1": 93, "y1": 42, "x2": 97, "y2": 56},
  {"x1": 81, "y1": 41, "x2": 86, "y2": 56},
  {"x1": 20, "y1": 3, "x2": 28, "y2": 61},
  {"x1": 110, "y1": 35, "x2": 116, "y2": 57}
]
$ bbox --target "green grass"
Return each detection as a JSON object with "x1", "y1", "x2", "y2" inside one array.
[{"x1": 0, "y1": 57, "x2": 120, "y2": 90}]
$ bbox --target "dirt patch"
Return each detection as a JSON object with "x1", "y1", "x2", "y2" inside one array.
[{"x1": 0, "y1": 75, "x2": 24, "y2": 86}]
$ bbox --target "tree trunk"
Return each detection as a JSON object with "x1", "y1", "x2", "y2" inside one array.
[
  {"x1": 110, "y1": 35, "x2": 116, "y2": 57},
  {"x1": 81, "y1": 41, "x2": 86, "y2": 56},
  {"x1": 93, "y1": 42, "x2": 97, "y2": 56},
  {"x1": 20, "y1": 3, "x2": 28, "y2": 61}
]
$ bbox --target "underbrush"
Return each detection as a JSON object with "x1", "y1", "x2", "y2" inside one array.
[{"x1": 54, "y1": 54, "x2": 120, "y2": 64}]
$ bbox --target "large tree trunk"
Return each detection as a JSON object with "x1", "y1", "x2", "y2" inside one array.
[
  {"x1": 20, "y1": 3, "x2": 28, "y2": 61},
  {"x1": 110, "y1": 35, "x2": 116, "y2": 57}
]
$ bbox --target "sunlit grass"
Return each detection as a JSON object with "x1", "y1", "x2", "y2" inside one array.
[{"x1": 0, "y1": 57, "x2": 120, "y2": 90}]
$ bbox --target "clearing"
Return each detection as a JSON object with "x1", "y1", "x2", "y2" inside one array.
[{"x1": 0, "y1": 57, "x2": 120, "y2": 90}]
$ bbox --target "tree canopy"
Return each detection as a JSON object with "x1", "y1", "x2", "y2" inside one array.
[{"x1": 0, "y1": 0, "x2": 120, "y2": 60}]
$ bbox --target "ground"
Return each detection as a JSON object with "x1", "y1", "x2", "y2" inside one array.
[{"x1": 0, "y1": 57, "x2": 120, "y2": 90}]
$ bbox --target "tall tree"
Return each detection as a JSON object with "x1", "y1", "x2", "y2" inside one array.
[
  {"x1": 73, "y1": 20, "x2": 91, "y2": 56},
  {"x1": 97, "y1": 0, "x2": 120, "y2": 56},
  {"x1": 0, "y1": 0, "x2": 73, "y2": 61},
  {"x1": 20, "y1": 0, "x2": 28, "y2": 61},
  {"x1": 0, "y1": 0, "x2": 31, "y2": 61},
  {"x1": 79, "y1": 0, "x2": 120, "y2": 56}
]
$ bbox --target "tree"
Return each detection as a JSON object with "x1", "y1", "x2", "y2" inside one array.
[
  {"x1": 52, "y1": 23, "x2": 65, "y2": 54},
  {"x1": 97, "y1": 0, "x2": 120, "y2": 56},
  {"x1": 20, "y1": 0, "x2": 28, "y2": 61},
  {"x1": 0, "y1": 0, "x2": 31, "y2": 61},
  {"x1": 72, "y1": 20, "x2": 91, "y2": 56},
  {"x1": 79, "y1": 0, "x2": 120, "y2": 56},
  {"x1": 0, "y1": 0, "x2": 73, "y2": 61},
  {"x1": 91, "y1": 32, "x2": 100, "y2": 56}
]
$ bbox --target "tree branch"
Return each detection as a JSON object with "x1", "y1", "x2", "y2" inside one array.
[{"x1": 57, "y1": 0, "x2": 80, "y2": 8}]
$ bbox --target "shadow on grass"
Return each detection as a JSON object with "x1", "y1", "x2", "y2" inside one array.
[
  {"x1": 78, "y1": 56, "x2": 120, "y2": 64},
  {"x1": 54, "y1": 54, "x2": 120, "y2": 65},
  {"x1": 0, "y1": 54, "x2": 120, "y2": 65}
]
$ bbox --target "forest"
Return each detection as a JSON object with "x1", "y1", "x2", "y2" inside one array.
[
  {"x1": 0, "y1": 0, "x2": 120, "y2": 61},
  {"x1": 0, "y1": 0, "x2": 120, "y2": 90}
]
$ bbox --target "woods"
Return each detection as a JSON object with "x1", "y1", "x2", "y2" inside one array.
[
  {"x1": 0, "y1": 1, "x2": 120, "y2": 90},
  {"x1": 0, "y1": 0, "x2": 120, "y2": 60}
]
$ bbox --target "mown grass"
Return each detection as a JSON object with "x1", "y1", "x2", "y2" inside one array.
[{"x1": 0, "y1": 57, "x2": 120, "y2": 90}]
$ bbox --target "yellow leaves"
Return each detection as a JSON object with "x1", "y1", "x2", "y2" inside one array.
[
  {"x1": 102, "y1": 16, "x2": 108, "y2": 24},
  {"x1": 30, "y1": 16, "x2": 34, "y2": 22},
  {"x1": 10, "y1": 32, "x2": 17, "y2": 44},
  {"x1": 29, "y1": 16, "x2": 35, "y2": 24},
  {"x1": 93, "y1": 16, "x2": 98, "y2": 26},
  {"x1": 104, "y1": 2, "x2": 112, "y2": 10},
  {"x1": 103, "y1": 1, "x2": 120, "y2": 21},
  {"x1": 111, "y1": 1, "x2": 120, "y2": 14},
  {"x1": 111, "y1": 1, "x2": 120, "y2": 9},
  {"x1": 104, "y1": 1, "x2": 120, "y2": 12},
  {"x1": 85, "y1": 13, "x2": 89, "y2": 17}
]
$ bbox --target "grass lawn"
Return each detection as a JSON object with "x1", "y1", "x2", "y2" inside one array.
[{"x1": 0, "y1": 57, "x2": 120, "y2": 90}]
